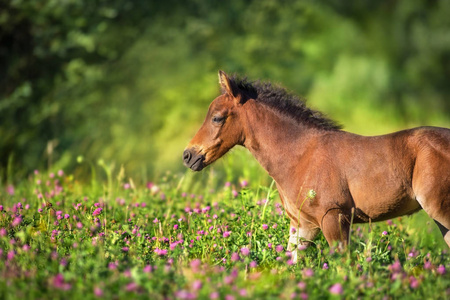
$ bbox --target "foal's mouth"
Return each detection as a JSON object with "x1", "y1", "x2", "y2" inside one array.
[
  {"x1": 183, "y1": 148, "x2": 206, "y2": 171},
  {"x1": 190, "y1": 156, "x2": 205, "y2": 171}
]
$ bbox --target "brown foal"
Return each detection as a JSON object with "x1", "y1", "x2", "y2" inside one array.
[{"x1": 183, "y1": 71, "x2": 450, "y2": 261}]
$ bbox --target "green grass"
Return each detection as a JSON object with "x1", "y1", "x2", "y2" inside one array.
[{"x1": 0, "y1": 163, "x2": 448, "y2": 299}]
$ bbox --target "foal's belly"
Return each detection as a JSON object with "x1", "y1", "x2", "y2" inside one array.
[
  {"x1": 352, "y1": 194, "x2": 422, "y2": 223},
  {"x1": 346, "y1": 155, "x2": 420, "y2": 223}
]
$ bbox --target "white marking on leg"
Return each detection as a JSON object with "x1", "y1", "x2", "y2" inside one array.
[{"x1": 288, "y1": 227, "x2": 316, "y2": 263}]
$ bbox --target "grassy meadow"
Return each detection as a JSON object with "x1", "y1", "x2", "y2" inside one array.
[
  {"x1": 3, "y1": 1, "x2": 450, "y2": 299},
  {"x1": 0, "y1": 156, "x2": 449, "y2": 299}
]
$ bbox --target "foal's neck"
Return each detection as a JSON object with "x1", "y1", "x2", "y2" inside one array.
[{"x1": 242, "y1": 100, "x2": 320, "y2": 180}]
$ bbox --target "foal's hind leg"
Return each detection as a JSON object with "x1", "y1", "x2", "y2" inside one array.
[
  {"x1": 412, "y1": 141, "x2": 450, "y2": 247},
  {"x1": 414, "y1": 185, "x2": 450, "y2": 247},
  {"x1": 417, "y1": 200, "x2": 450, "y2": 247},
  {"x1": 434, "y1": 220, "x2": 450, "y2": 247}
]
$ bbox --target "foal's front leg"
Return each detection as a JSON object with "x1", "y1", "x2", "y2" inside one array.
[{"x1": 287, "y1": 221, "x2": 319, "y2": 263}]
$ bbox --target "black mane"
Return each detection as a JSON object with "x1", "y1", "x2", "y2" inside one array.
[{"x1": 230, "y1": 75, "x2": 342, "y2": 131}]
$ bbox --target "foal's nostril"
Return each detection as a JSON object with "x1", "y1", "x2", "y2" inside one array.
[{"x1": 183, "y1": 150, "x2": 192, "y2": 163}]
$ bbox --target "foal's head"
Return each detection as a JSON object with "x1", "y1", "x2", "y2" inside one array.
[{"x1": 183, "y1": 71, "x2": 246, "y2": 171}]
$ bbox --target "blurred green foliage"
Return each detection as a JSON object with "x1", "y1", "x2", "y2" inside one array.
[{"x1": 1, "y1": 0, "x2": 449, "y2": 182}]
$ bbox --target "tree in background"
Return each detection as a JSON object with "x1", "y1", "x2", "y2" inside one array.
[
  {"x1": 0, "y1": 0, "x2": 153, "y2": 180},
  {"x1": 1, "y1": 0, "x2": 449, "y2": 182}
]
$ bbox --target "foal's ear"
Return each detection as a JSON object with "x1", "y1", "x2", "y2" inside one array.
[{"x1": 218, "y1": 70, "x2": 242, "y2": 104}]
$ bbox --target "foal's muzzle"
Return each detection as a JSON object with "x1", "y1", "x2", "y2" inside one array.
[{"x1": 183, "y1": 148, "x2": 205, "y2": 171}]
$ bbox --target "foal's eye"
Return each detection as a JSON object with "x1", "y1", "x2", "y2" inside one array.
[{"x1": 212, "y1": 116, "x2": 225, "y2": 124}]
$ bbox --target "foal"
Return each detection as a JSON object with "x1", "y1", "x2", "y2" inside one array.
[{"x1": 183, "y1": 71, "x2": 450, "y2": 260}]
